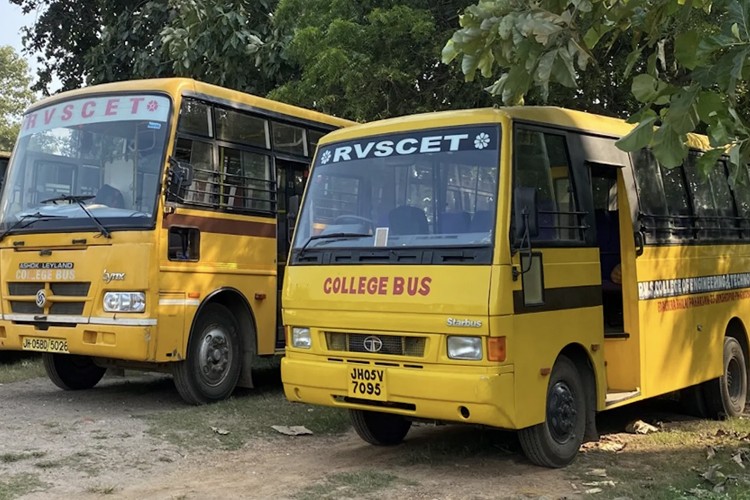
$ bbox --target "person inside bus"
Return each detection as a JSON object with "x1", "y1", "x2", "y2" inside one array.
[{"x1": 93, "y1": 184, "x2": 125, "y2": 209}]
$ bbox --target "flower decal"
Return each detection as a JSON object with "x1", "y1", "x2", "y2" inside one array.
[
  {"x1": 474, "y1": 132, "x2": 490, "y2": 150},
  {"x1": 146, "y1": 100, "x2": 159, "y2": 112},
  {"x1": 320, "y1": 150, "x2": 332, "y2": 164}
]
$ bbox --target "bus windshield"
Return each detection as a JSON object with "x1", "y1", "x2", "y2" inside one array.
[
  {"x1": 0, "y1": 93, "x2": 171, "y2": 233},
  {"x1": 292, "y1": 125, "x2": 500, "y2": 255}
]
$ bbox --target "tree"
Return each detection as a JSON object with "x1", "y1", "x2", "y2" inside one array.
[
  {"x1": 269, "y1": 0, "x2": 495, "y2": 121},
  {"x1": 11, "y1": 0, "x2": 283, "y2": 96},
  {"x1": 160, "y1": 0, "x2": 287, "y2": 95},
  {"x1": 0, "y1": 46, "x2": 34, "y2": 151},
  {"x1": 443, "y1": 0, "x2": 750, "y2": 173}
]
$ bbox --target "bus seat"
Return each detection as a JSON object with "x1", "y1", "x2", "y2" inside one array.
[
  {"x1": 470, "y1": 210, "x2": 493, "y2": 232},
  {"x1": 94, "y1": 184, "x2": 125, "y2": 209},
  {"x1": 389, "y1": 205, "x2": 428, "y2": 235},
  {"x1": 439, "y1": 211, "x2": 471, "y2": 233}
]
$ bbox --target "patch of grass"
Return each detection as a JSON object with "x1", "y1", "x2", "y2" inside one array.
[
  {"x1": 0, "y1": 451, "x2": 46, "y2": 463},
  {"x1": 0, "y1": 473, "x2": 46, "y2": 499},
  {"x1": 32, "y1": 452, "x2": 101, "y2": 476},
  {"x1": 570, "y1": 417, "x2": 750, "y2": 499},
  {"x1": 293, "y1": 470, "x2": 409, "y2": 500},
  {"x1": 144, "y1": 366, "x2": 349, "y2": 451},
  {"x1": 85, "y1": 485, "x2": 117, "y2": 495},
  {"x1": 0, "y1": 357, "x2": 45, "y2": 384}
]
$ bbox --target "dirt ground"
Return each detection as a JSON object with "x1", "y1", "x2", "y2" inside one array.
[{"x1": 0, "y1": 372, "x2": 580, "y2": 500}]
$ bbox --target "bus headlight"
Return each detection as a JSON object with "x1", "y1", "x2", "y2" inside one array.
[
  {"x1": 447, "y1": 336, "x2": 482, "y2": 360},
  {"x1": 103, "y1": 292, "x2": 146, "y2": 313},
  {"x1": 291, "y1": 327, "x2": 312, "y2": 349}
]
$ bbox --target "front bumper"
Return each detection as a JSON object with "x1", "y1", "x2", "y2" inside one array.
[{"x1": 282, "y1": 353, "x2": 517, "y2": 429}]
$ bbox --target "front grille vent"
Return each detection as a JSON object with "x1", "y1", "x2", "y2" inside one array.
[
  {"x1": 7, "y1": 281, "x2": 90, "y2": 316},
  {"x1": 325, "y1": 332, "x2": 425, "y2": 357}
]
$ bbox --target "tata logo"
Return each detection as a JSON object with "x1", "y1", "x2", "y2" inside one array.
[
  {"x1": 35, "y1": 289, "x2": 47, "y2": 308},
  {"x1": 362, "y1": 336, "x2": 384, "y2": 353},
  {"x1": 318, "y1": 127, "x2": 497, "y2": 165}
]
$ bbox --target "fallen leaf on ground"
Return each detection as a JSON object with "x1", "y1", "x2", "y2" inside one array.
[
  {"x1": 210, "y1": 426, "x2": 230, "y2": 436},
  {"x1": 625, "y1": 420, "x2": 659, "y2": 434},
  {"x1": 587, "y1": 468, "x2": 608, "y2": 478},
  {"x1": 706, "y1": 446, "x2": 716, "y2": 460},
  {"x1": 700, "y1": 464, "x2": 727, "y2": 486},
  {"x1": 271, "y1": 425, "x2": 313, "y2": 436}
]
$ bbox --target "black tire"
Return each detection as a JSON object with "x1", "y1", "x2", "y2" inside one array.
[
  {"x1": 518, "y1": 355, "x2": 586, "y2": 468},
  {"x1": 350, "y1": 410, "x2": 411, "y2": 446},
  {"x1": 173, "y1": 303, "x2": 242, "y2": 405},
  {"x1": 43, "y1": 353, "x2": 106, "y2": 390},
  {"x1": 703, "y1": 337, "x2": 748, "y2": 418}
]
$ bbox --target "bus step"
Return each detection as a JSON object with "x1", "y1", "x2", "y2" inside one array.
[{"x1": 605, "y1": 389, "x2": 641, "y2": 407}]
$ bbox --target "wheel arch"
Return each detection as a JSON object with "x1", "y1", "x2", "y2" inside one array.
[
  {"x1": 193, "y1": 287, "x2": 258, "y2": 389},
  {"x1": 558, "y1": 343, "x2": 599, "y2": 442}
]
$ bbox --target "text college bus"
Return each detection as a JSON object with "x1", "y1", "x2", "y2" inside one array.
[
  {"x1": 281, "y1": 107, "x2": 749, "y2": 467},
  {"x1": 0, "y1": 78, "x2": 354, "y2": 404}
]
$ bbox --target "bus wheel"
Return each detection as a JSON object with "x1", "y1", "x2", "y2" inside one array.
[
  {"x1": 519, "y1": 355, "x2": 586, "y2": 468},
  {"x1": 703, "y1": 337, "x2": 748, "y2": 418},
  {"x1": 173, "y1": 303, "x2": 242, "y2": 405},
  {"x1": 350, "y1": 410, "x2": 411, "y2": 445},
  {"x1": 43, "y1": 353, "x2": 106, "y2": 390}
]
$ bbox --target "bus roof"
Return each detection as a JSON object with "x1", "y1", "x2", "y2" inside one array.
[
  {"x1": 24, "y1": 78, "x2": 356, "y2": 129},
  {"x1": 320, "y1": 106, "x2": 709, "y2": 150}
]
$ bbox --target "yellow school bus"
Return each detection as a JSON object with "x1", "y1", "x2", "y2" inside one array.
[
  {"x1": 281, "y1": 107, "x2": 750, "y2": 467},
  {"x1": 0, "y1": 78, "x2": 354, "y2": 403}
]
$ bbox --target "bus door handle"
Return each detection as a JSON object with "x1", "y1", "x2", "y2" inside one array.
[{"x1": 634, "y1": 231, "x2": 645, "y2": 257}]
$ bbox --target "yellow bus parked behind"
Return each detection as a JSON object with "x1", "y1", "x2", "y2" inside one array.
[
  {"x1": 0, "y1": 78, "x2": 354, "y2": 404},
  {"x1": 281, "y1": 107, "x2": 749, "y2": 466}
]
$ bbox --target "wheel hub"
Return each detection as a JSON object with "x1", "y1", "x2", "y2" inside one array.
[
  {"x1": 547, "y1": 381, "x2": 577, "y2": 444},
  {"x1": 198, "y1": 329, "x2": 231, "y2": 386}
]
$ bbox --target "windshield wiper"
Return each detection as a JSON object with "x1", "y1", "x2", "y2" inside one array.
[
  {"x1": 0, "y1": 212, "x2": 68, "y2": 242},
  {"x1": 298, "y1": 232, "x2": 371, "y2": 257},
  {"x1": 40, "y1": 194, "x2": 111, "y2": 238}
]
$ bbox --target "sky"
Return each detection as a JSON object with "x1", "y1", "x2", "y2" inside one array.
[
  {"x1": 0, "y1": 2, "x2": 36, "y2": 57},
  {"x1": 0, "y1": 1, "x2": 53, "y2": 94}
]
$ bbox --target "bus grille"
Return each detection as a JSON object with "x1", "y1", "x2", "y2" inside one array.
[
  {"x1": 7, "y1": 281, "x2": 90, "y2": 316},
  {"x1": 326, "y1": 332, "x2": 426, "y2": 357}
]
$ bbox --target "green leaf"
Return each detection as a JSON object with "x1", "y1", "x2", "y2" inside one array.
[
  {"x1": 674, "y1": 31, "x2": 700, "y2": 69},
  {"x1": 696, "y1": 149, "x2": 725, "y2": 178},
  {"x1": 583, "y1": 27, "x2": 601, "y2": 49},
  {"x1": 631, "y1": 74, "x2": 658, "y2": 103},
  {"x1": 708, "y1": 120, "x2": 732, "y2": 147},
  {"x1": 652, "y1": 125, "x2": 687, "y2": 168},
  {"x1": 696, "y1": 91, "x2": 724, "y2": 123},
  {"x1": 615, "y1": 116, "x2": 657, "y2": 152},
  {"x1": 664, "y1": 88, "x2": 699, "y2": 135},
  {"x1": 552, "y1": 46, "x2": 577, "y2": 88}
]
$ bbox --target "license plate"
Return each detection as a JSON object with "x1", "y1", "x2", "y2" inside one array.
[
  {"x1": 21, "y1": 336, "x2": 69, "y2": 353},
  {"x1": 347, "y1": 366, "x2": 387, "y2": 401}
]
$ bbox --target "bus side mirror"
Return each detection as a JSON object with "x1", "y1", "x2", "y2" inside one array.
[
  {"x1": 513, "y1": 187, "x2": 539, "y2": 240},
  {"x1": 166, "y1": 157, "x2": 193, "y2": 201}
]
